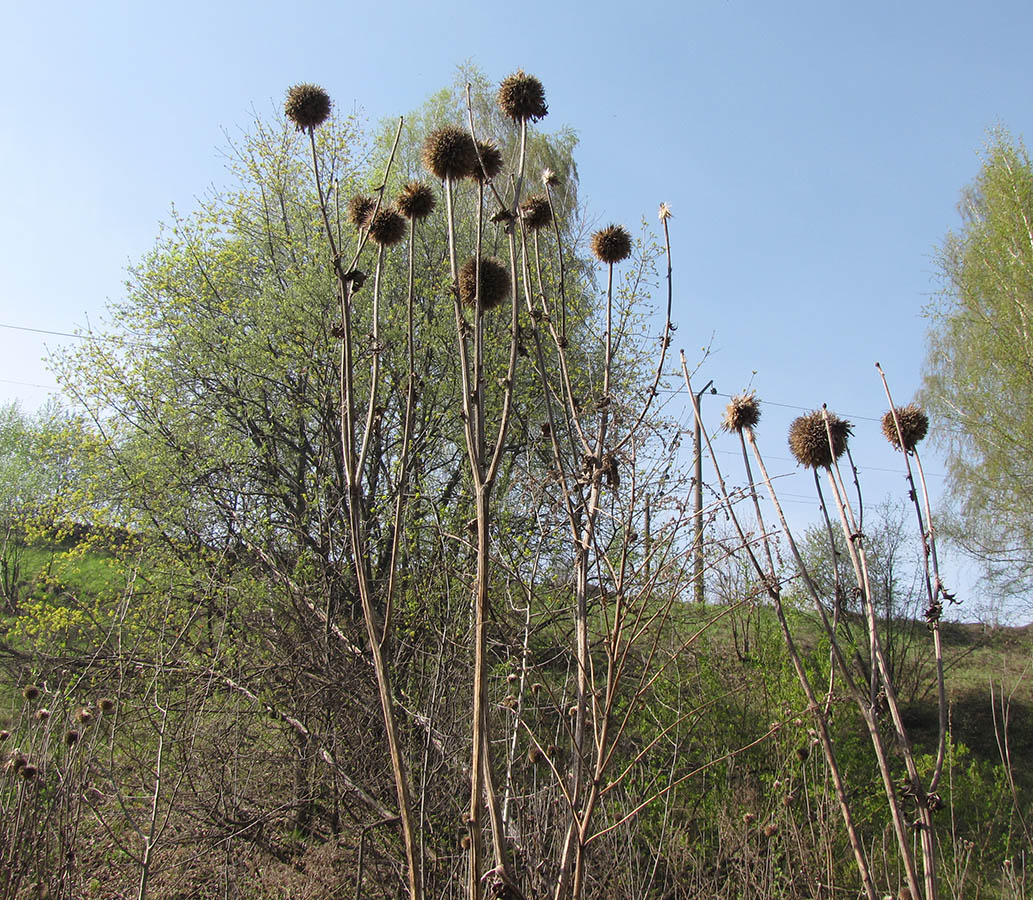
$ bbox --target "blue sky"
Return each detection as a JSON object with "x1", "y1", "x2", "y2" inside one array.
[{"x1": 2, "y1": 0, "x2": 1030, "y2": 614}]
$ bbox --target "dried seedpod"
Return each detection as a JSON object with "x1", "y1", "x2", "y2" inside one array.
[
  {"x1": 881, "y1": 403, "x2": 929, "y2": 452},
  {"x1": 22, "y1": 685, "x2": 40, "y2": 701},
  {"x1": 422, "y1": 126, "x2": 478, "y2": 181},
  {"x1": 20, "y1": 763, "x2": 38, "y2": 781},
  {"x1": 64, "y1": 729, "x2": 80, "y2": 747},
  {"x1": 590, "y1": 225, "x2": 632, "y2": 264},
  {"x1": 787, "y1": 410, "x2": 852, "y2": 469},
  {"x1": 367, "y1": 207, "x2": 406, "y2": 246},
  {"x1": 396, "y1": 182, "x2": 436, "y2": 220},
  {"x1": 97, "y1": 697, "x2": 116, "y2": 714},
  {"x1": 527, "y1": 745, "x2": 544, "y2": 765},
  {"x1": 724, "y1": 393, "x2": 761, "y2": 432},
  {"x1": 284, "y1": 83, "x2": 332, "y2": 132},
  {"x1": 347, "y1": 195, "x2": 377, "y2": 229},
  {"x1": 470, "y1": 140, "x2": 504, "y2": 183},
  {"x1": 763, "y1": 823, "x2": 779, "y2": 838},
  {"x1": 34, "y1": 708, "x2": 50, "y2": 722},
  {"x1": 458, "y1": 257, "x2": 511, "y2": 311},
  {"x1": 76, "y1": 708, "x2": 94, "y2": 725},
  {"x1": 520, "y1": 195, "x2": 552, "y2": 231},
  {"x1": 497, "y1": 70, "x2": 548, "y2": 123}
]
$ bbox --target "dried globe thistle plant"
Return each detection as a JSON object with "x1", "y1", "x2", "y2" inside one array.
[
  {"x1": 347, "y1": 194, "x2": 377, "y2": 229},
  {"x1": 787, "y1": 410, "x2": 852, "y2": 469},
  {"x1": 97, "y1": 697, "x2": 116, "y2": 714},
  {"x1": 458, "y1": 257, "x2": 511, "y2": 311},
  {"x1": 470, "y1": 140, "x2": 504, "y2": 183},
  {"x1": 22, "y1": 685, "x2": 40, "y2": 701},
  {"x1": 34, "y1": 708, "x2": 50, "y2": 722},
  {"x1": 724, "y1": 393, "x2": 761, "y2": 432},
  {"x1": 20, "y1": 763, "x2": 38, "y2": 781},
  {"x1": 64, "y1": 729, "x2": 80, "y2": 747},
  {"x1": 284, "y1": 83, "x2": 332, "y2": 132},
  {"x1": 590, "y1": 225, "x2": 632, "y2": 264},
  {"x1": 881, "y1": 403, "x2": 929, "y2": 453},
  {"x1": 367, "y1": 207, "x2": 406, "y2": 246},
  {"x1": 497, "y1": 70, "x2": 548, "y2": 123},
  {"x1": 542, "y1": 167, "x2": 561, "y2": 187},
  {"x1": 396, "y1": 181, "x2": 436, "y2": 220},
  {"x1": 76, "y1": 708, "x2": 94, "y2": 725},
  {"x1": 422, "y1": 126, "x2": 478, "y2": 181},
  {"x1": 520, "y1": 195, "x2": 552, "y2": 231}
]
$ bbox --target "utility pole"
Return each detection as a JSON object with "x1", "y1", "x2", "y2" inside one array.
[{"x1": 693, "y1": 380, "x2": 716, "y2": 604}]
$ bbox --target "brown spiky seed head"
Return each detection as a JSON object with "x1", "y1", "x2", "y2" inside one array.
[
  {"x1": 396, "y1": 182, "x2": 436, "y2": 220},
  {"x1": 64, "y1": 729, "x2": 80, "y2": 746},
  {"x1": 20, "y1": 763, "x2": 37, "y2": 781},
  {"x1": 367, "y1": 207, "x2": 406, "y2": 246},
  {"x1": 787, "y1": 410, "x2": 852, "y2": 469},
  {"x1": 0, "y1": 730, "x2": 9, "y2": 742},
  {"x1": 520, "y1": 195, "x2": 553, "y2": 231},
  {"x1": 347, "y1": 195, "x2": 377, "y2": 229},
  {"x1": 763, "y1": 823, "x2": 778, "y2": 838},
  {"x1": 590, "y1": 225, "x2": 632, "y2": 264},
  {"x1": 284, "y1": 83, "x2": 332, "y2": 132},
  {"x1": 22, "y1": 685, "x2": 40, "y2": 701},
  {"x1": 12, "y1": 753, "x2": 26, "y2": 771},
  {"x1": 422, "y1": 126, "x2": 478, "y2": 181},
  {"x1": 458, "y1": 257, "x2": 511, "y2": 311},
  {"x1": 35, "y1": 708, "x2": 50, "y2": 722},
  {"x1": 97, "y1": 698, "x2": 116, "y2": 714},
  {"x1": 497, "y1": 70, "x2": 548, "y2": 123},
  {"x1": 76, "y1": 708, "x2": 94, "y2": 725},
  {"x1": 724, "y1": 393, "x2": 761, "y2": 432},
  {"x1": 469, "y1": 140, "x2": 504, "y2": 183},
  {"x1": 881, "y1": 403, "x2": 929, "y2": 452}
]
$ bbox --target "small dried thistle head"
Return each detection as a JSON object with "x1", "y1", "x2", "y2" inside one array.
[
  {"x1": 20, "y1": 763, "x2": 38, "y2": 781},
  {"x1": 497, "y1": 70, "x2": 548, "y2": 123},
  {"x1": 724, "y1": 393, "x2": 761, "y2": 432},
  {"x1": 787, "y1": 410, "x2": 852, "y2": 469},
  {"x1": 64, "y1": 729, "x2": 80, "y2": 747},
  {"x1": 97, "y1": 698, "x2": 116, "y2": 714},
  {"x1": 658, "y1": 202, "x2": 673, "y2": 222},
  {"x1": 396, "y1": 182, "x2": 436, "y2": 220},
  {"x1": 520, "y1": 195, "x2": 552, "y2": 231},
  {"x1": 470, "y1": 140, "x2": 504, "y2": 183},
  {"x1": 590, "y1": 225, "x2": 632, "y2": 264},
  {"x1": 367, "y1": 207, "x2": 406, "y2": 246},
  {"x1": 22, "y1": 685, "x2": 40, "y2": 701},
  {"x1": 881, "y1": 403, "x2": 929, "y2": 453},
  {"x1": 763, "y1": 823, "x2": 778, "y2": 838},
  {"x1": 0, "y1": 730, "x2": 9, "y2": 743},
  {"x1": 34, "y1": 708, "x2": 50, "y2": 722},
  {"x1": 76, "y1": 708, "x2": 94, "y2": 725},
  {"x1": 422, "y1": 126, "x2": 478, "y2": 181},
  {"x1": 458, "y1": 257, "x2": 511, "y2": 311},
  {"x1": 542, "y1": 167, "x2": 560, "y2": 187},
  {"x1": 284, "y1": 83, "x2": 332, "y2": 132},
  {"x1": 347, "y1": 195, "x2": 377, "y2": 229}
]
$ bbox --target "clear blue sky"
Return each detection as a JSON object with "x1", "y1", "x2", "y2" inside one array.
[{"x1": 2, "y1": 0, "x2": 1029, "y2": 615}]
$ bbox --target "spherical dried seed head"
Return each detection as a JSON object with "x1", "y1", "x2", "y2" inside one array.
[
  {"x1": 20, "y1": 763, "x2": 37, "y2": 781},
  {"x1": 520, "y1": 195, "x2": 552, "y2": 231},
  {"x1": 347, "y1": 195, "x2": 377, "y2": 229},
  {"x1": 470, "y1": 141, "x2": 504, "y2": 183},
  {"x1": 34, "y1": 709, "x2": 50, "y2": 722},
  {"x1": 724, "y1": 393, "x2": 761, "y2": 432},
  {"x1": 284, "y1": 83, "x2": 332, "y2": 132},
  {"x1": 881, "y1": 403, "x2": 929, "y2": 452},
  {"x1": 0, "y1": 730, "x2": 9, "y2": 742},
  {"x1": 763, "y1": 823, "x2": 778, "y2": 838},
  {"x1": 396, "y1": 181, "x2": 436, "y2": 220},
  {"x1": 590, "y1": 225, "x2": 632, "y2": 264},
  {"x1": 787, "y1": 410, "x2": 852, "y2": 469},
  {"x1": 22, "y1": 685, "x2": 40, "y2": 701},
  {"x1": 13, "y1": 754, "x2": 26, "y2": 771},
  {"x1": 97, "y1": 698, "x2": 115, "y2": 714},
  {"x1": 497, "y1": 70, "x2": 548, "y2": 123},
  {"x1": 367, "y1": 207, "x2": 406, "y2": 246},
  {"x1": 422, "y1": 126, "x2": 478, "y2": 181},
  {"x1": 458, "y1": 257, "x2": 511, "y2": 311},
  {"x1": 64, "y1": 730, "x2": 80, "y2": 746},
  {"x1": 76, "y1": 708, "x2": 94, "y2": 725}
]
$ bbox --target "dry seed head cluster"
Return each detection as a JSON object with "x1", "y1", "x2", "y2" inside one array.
[
  {"x1": 347, "y1": 195, "x2": 377, "y2": 229},
  {"x1": 422, "y1": 126, "x2": 478, "y2": 181},
  {"x1": 788, "y1": 410, "x2": 852, "y2": 469},
  {"x1": 470, "y1": 140, "x2": 504, "y2": 183},
  {"x1": 396, "y1": 182, "x2": 436, "y2": 220},
  {"x1": 724, "y1": 393, "x2": 761, "y2": 432},
  {"x1": 881, "y1": 403, "x2": 929, "y2": 452},
  {"x1": 520, "y1": 195, "x2": 553, "y2": 231},
  {"x1": 458, "y1": 257, "x2": 511, "y2": 311},
  {"x1": 590, "y1": 225, "x2": 632, "y2": 264},
  {"x1": 497, "y1": 70, "x2": 548, "y2": 123},
  {"x1": 284, "y1": 84, "x2": 332, "y2": 132},
  {"x1": 22, "y1": 685, "x2": 40, "y2": 701},
  {"x1": 367, "y1": 207, "x2": 406, "y2": 246}
]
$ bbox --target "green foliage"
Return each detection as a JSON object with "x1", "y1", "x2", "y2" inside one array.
[{"x1": 923, "y1": 131, "x2": 1033, "y2": 608}]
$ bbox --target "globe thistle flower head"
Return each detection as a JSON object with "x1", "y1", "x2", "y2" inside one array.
[
  {"x1": 497, "y1": 70, "x2": 548, "y2": 123},
  {"x1": 76, "y1": 708, "x2": 94, "y2": 725},
  {"x1": 367, "y1": 207, "x2": 406, "y2": 246},
  {"x1": 20, "y1": 763, "x2": 37, "y2": 781},
  {"x1": 724, "y1": 393, "x2": 761, "y2": 432},
  {"x1": 22, "y1": 685, "x2": 40, "y2": 702},
  {"x1": 422, "y1": 126, "x2": 478, "y2": 181},
  {"x1": 347, "y1": 195, "x2": 377, "y2": 229},
  {"x1": 788, "y1": 410, "x2": 852, "y2": 469},
  {"x1": 64, "y1": 729, "x2": 80, "y2": 747},
  {"x1": 470, "y1": 140, "x2": 504, "y2": 183},
  {"x1": 397, "y1": 182, "x2": 436, "y2": 220},
  {"x1": 520, "y1": 195, "x2": 552, "y2": 231},
  {"x1": 34, "y1": 708, "x2": 50, "y2": 722},
  {"x1": 881, "y1": 403, "x2": 929, "y2": 452},
  {"x1": 458, "y1": 257, "x2": 511, "y2": 311},
  {"x1": 98, "y1": 698, "x2": 116, "y2": 714},
  {"x1": 590, "y1": 225, "x2": 632, "y2": 264},
  {"x1": 284, "y1": 83, "x2": 332, "y2": 132}
]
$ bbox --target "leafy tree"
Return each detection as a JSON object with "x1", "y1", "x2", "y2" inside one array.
[{"x1": 922, "y1": 131, "x2": 1033, "y2": 609}]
